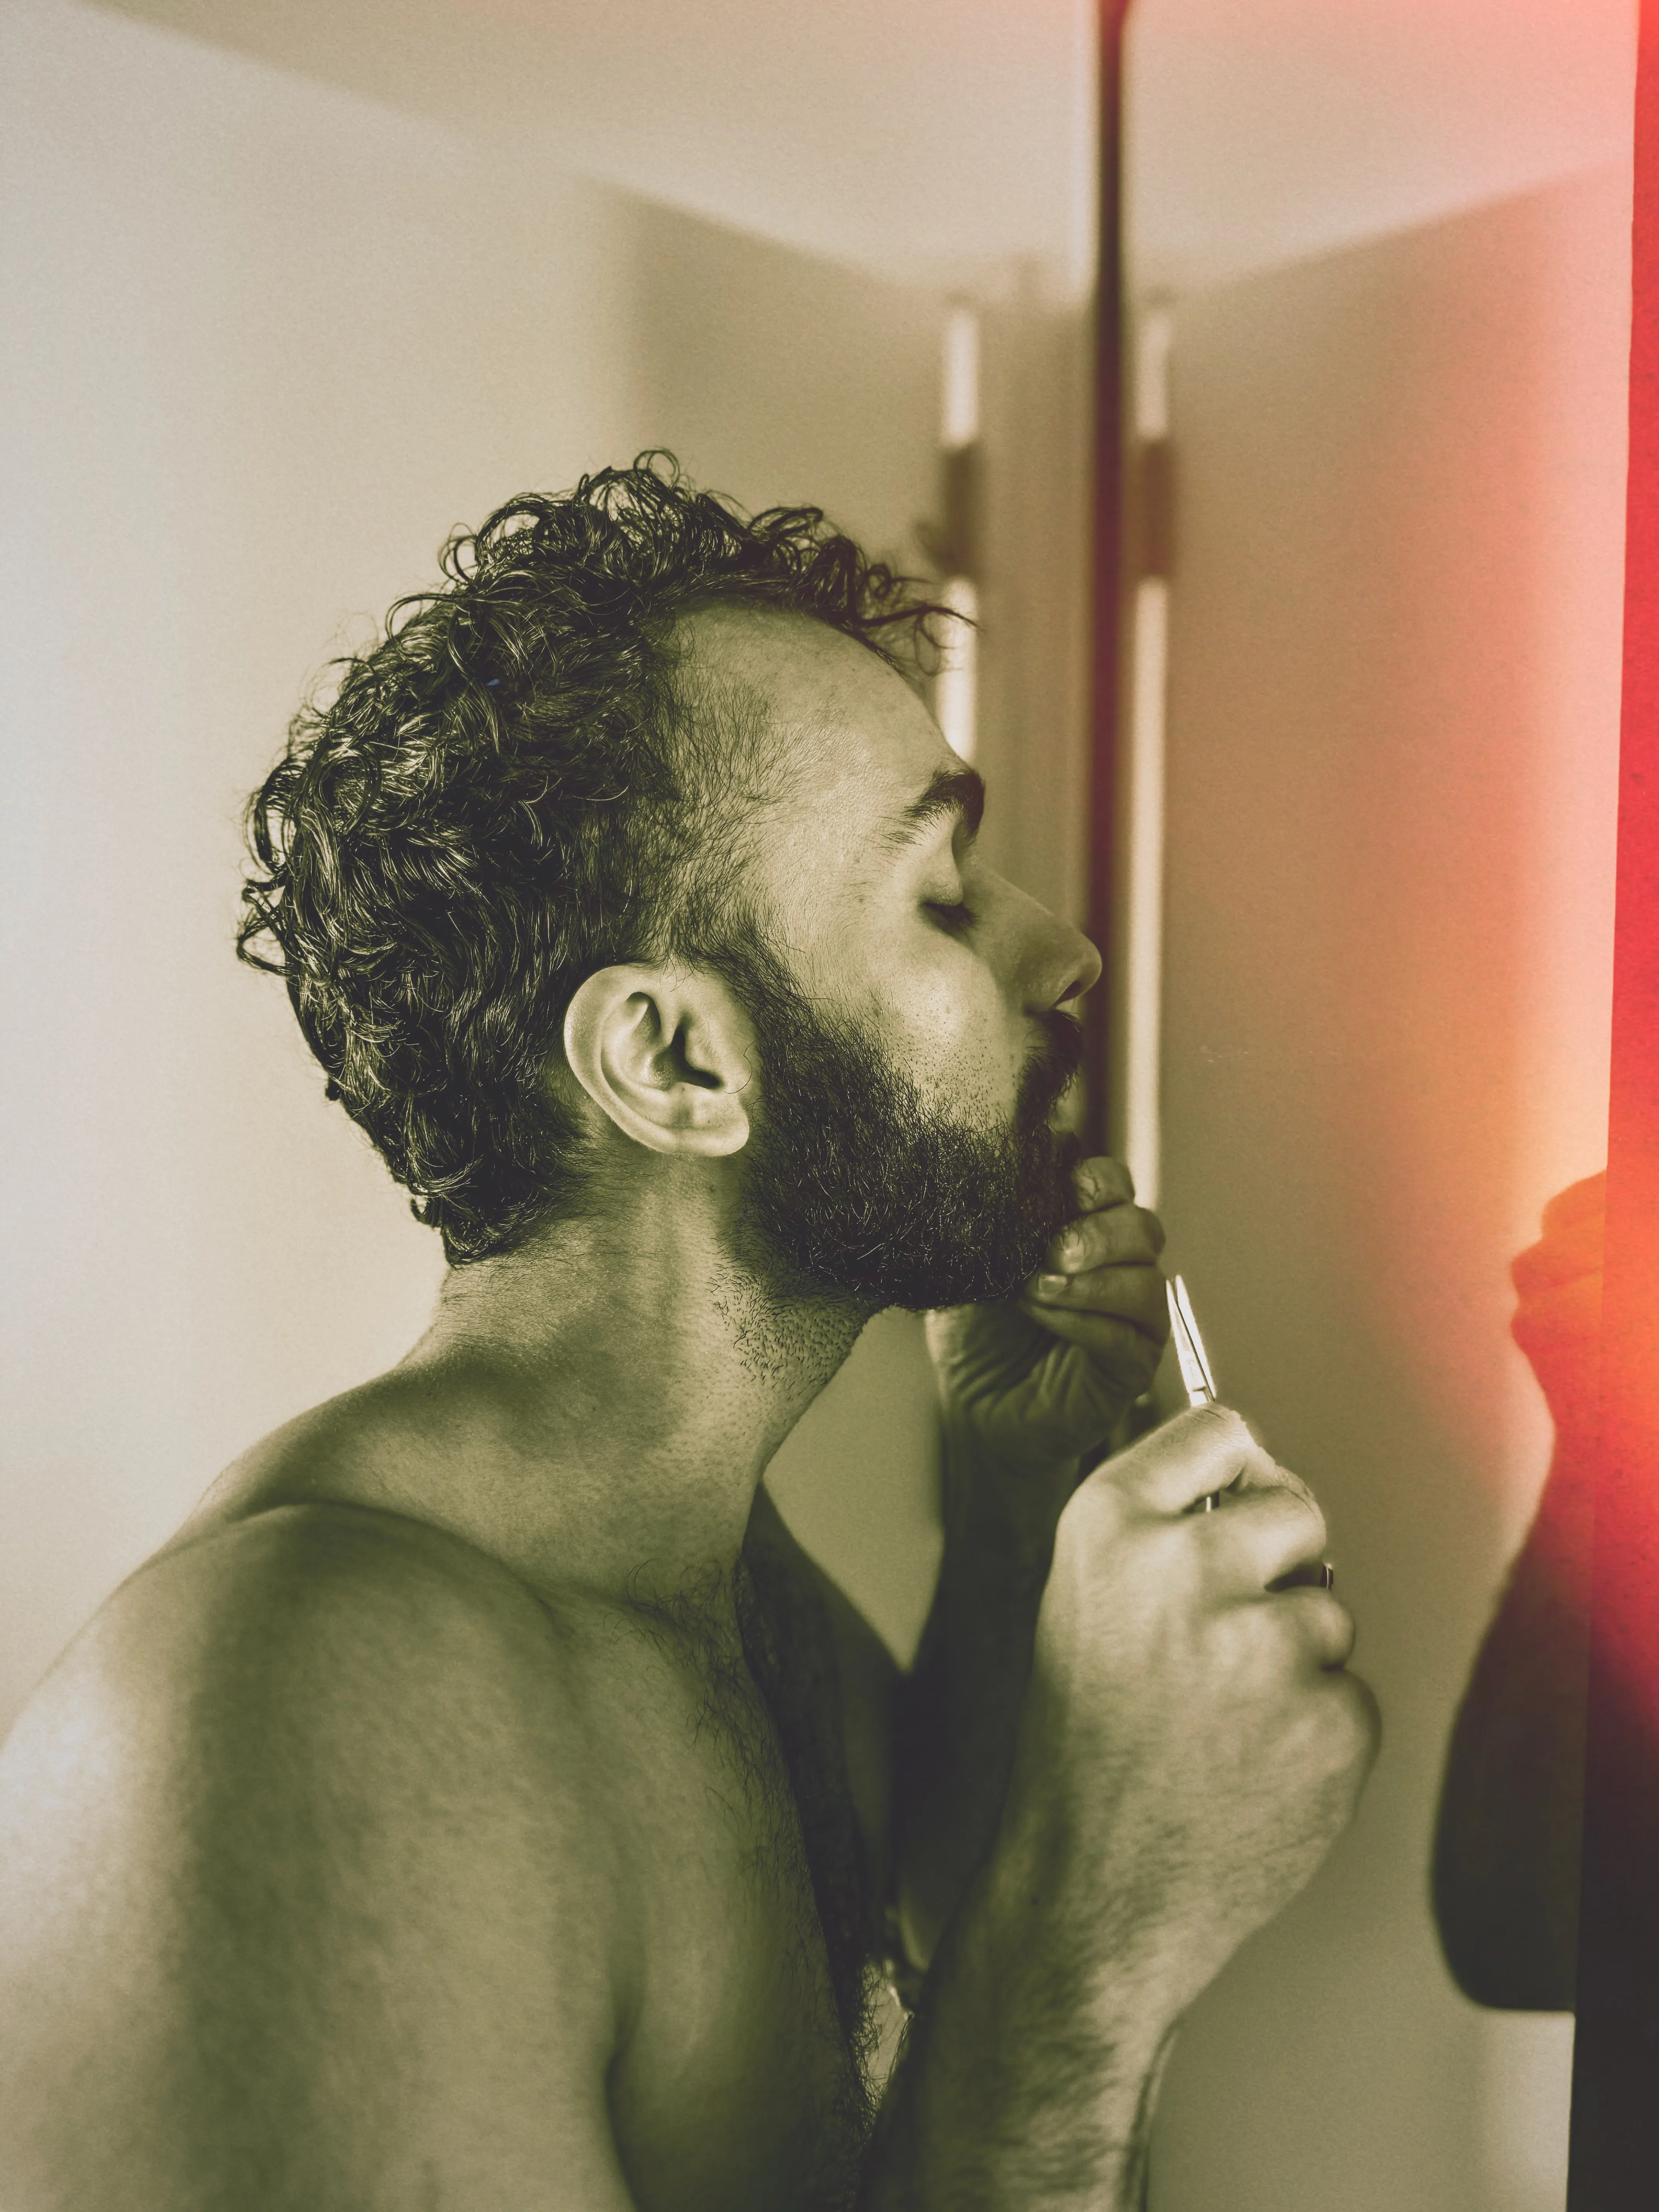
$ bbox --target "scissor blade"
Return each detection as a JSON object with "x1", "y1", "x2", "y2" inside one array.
[{"x1": 1168, "y1": 1274, "x2": 1218, "y2": 1406}]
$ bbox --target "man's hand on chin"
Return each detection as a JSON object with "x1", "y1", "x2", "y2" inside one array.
[{"x1": 925, "y1": 1156, "x2": 1171, "y2": 1491}]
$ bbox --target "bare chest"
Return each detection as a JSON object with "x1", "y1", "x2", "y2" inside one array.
[{"x1": 598, "y1": 1561, "x2": 886, "y2": 2212}]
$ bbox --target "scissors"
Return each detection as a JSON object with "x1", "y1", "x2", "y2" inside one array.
[
  {"x1": 1168, "y1": 1276, "x2": 1225, "y2": 1512},
  {"x1": 1167, "y1": 1274, "x2": 1218, "y2": 1412},
  {"x1": 1166, "y1": 1274, "x2": 1335, "y2": 1590}
]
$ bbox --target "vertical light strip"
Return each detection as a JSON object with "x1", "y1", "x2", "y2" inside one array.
[
  {"x1": 937, "y1": 302, "x2": 981, "y2": 764},
  {"x1": 1135, "y1": 304, "x2": 1173, "y2": 444},
  {"x1": 1123, "y1": 575, "x2": 1168, "y2": 1205},
  {"x1": 942, "y1": 302, "x2": 980, "y2": 449},
  {"x1": 935, "y1": 578, "x2": 980, "y2": 764},
  {"x1": 1121, "y1": 301, "x2": 1175, "y2": 1206}
]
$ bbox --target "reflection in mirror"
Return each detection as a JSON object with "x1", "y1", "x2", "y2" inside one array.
[{"x1": 1123, "y1": 3, "x2": 1636, "y2": 2207}]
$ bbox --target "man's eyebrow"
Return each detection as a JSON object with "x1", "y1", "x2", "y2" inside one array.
[{"x1": 887, "y1": 764, "x2": 987, "y2": 849}]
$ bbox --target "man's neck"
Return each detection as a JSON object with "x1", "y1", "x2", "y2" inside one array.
[{"x1": 381, "y1": 1199, "x2": 871, "y2": 1609}]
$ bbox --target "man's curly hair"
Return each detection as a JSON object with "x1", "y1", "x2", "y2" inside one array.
[{"x1": 238, "y1": 456, "x2": 950, "y2": 1264}]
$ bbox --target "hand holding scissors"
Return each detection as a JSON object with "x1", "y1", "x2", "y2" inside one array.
[{"x1": 1168, "y1": 1275, "x2": 1336, "y2": 1591}]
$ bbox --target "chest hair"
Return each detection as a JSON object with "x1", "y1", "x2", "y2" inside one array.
[{"x1": 627, "y1": 1529, "x2": 884, "y2": 2205}]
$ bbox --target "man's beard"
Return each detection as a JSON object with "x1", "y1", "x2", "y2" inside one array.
[{"x1": 721, "y1": 937, "x2": 1086, "y2": 1312}]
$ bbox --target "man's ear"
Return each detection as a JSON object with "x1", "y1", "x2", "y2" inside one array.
[{"x1": 562, "y1": 965, "x2": 754, "y2": 1158}]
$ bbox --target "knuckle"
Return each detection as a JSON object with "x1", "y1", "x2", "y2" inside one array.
[
  {"x1": 1289, "y1": 1492, "x2": 1329, "y2": 1554},
  {"x1": 1091, "y1": 1156, "x2": 1134, "y2": 1200},
  {"x1": 1053, "y1": 1221, "x2": 1091, "y2": 1266},
  {"x1": 1156, "y1": 1403, "x2": 1249, "y2": 1485},
  {"x1": 1247, "y1": 1479, "x2": 1323, "y2": 1535},
  {"x1": 1246, "y1": 1590, "x2": 1311, "y2": 1670},
  {"x1": 1319, "y1": 1670, "x2": 1382, "y2": 1772},
  {"x1": 1237, "y1": 1587, "x2": 1347, "y2": 1685},
  {"x1": 1317, "y1": 1611, "x2": 1358, "y2": 1673},
  {"x1": 1184, "y1": 1401, "x2": 1251, "y2": 1450},
  {"x1": 1186, "y1": 1408, "x2": 1258, "y2": 1482},
  {"x1": 1251, "y1": 1460, "x2": 1325, "y2": 1530},
  {"x1": 1321, "y1": 1592, "x2": 1359, "y2": 1654}
]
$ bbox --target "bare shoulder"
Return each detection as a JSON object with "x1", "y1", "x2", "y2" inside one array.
[
  {"x1": 4, "y1": 1496, "x2": 617, "y2": 1823},
  {"x1": 0, "y1": 1505, "x2": 639, "y2": 2209}
]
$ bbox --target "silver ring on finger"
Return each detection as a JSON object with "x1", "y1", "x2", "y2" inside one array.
[{"x1": 1192, "y1": 1474, "x2": 1247, "y2": 1514}]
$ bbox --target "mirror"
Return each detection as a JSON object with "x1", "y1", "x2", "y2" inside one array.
[
  {"x1": 0, "y1": 2, "x2": 1636, "y2": 2207},
  {"x1": 1122, "y1": 4, "x2": 1635, "y2": 2206}
]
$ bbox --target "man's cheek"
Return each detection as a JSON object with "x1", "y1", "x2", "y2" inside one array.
[{"x1": 878, "y1": 998, "x2": 1013, "y2": 1119}]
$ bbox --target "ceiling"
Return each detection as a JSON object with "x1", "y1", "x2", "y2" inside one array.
[
  {"x1": 1130, "y1": 0, "x2": 1638, "y2": 292},
  {"x1": 94, "y1": 0, "x2": 1636, "y2": 296}
]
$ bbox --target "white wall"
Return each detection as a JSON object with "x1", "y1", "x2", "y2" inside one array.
[
  {"x1": 0, "y1": 0, "x2": 630, "y2": 1730},
  {"x1": 1146, "y1": 170, "x2": 1627, "y2": 2212},
  {"x1": 0, "y1": 0, "x2": 958, "y2": 1724}
]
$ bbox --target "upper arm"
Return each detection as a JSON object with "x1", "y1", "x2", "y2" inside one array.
[{"x1": 0, "y1": 1509, "x2": 639, "y2": 2210}]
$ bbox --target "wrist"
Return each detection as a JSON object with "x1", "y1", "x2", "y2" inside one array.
[
  {"x1": 919, "y1": 1833, "x2": 1185, "y2": 2128},
  {"x1": 983, "y1": 1690, "x2": 1221, "y2": 2038},
  {"x1": 873, "y1": 1762, "x2": 1187, "y2": 2208}
]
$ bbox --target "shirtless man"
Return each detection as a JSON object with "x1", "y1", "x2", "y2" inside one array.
[{"x1": 0, "y1": 463, "x2": 1378, "y2": 2210}]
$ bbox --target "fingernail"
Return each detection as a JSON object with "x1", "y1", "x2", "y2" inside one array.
[
  {"x1": 1035, "y1": 1273, "x2": 1068, "y2": 1299},
  {"x1": 1057, "y1": 1227, "x2": 1085, "y2": 1263}
]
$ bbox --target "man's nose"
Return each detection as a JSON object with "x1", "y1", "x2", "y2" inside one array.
[
  {"x1": 1050, "y1": 924, "x2": 1103, "y2": 1008},
  {"x1": 997, "y1": 872, "x2": 1102, "y2": 1009}
]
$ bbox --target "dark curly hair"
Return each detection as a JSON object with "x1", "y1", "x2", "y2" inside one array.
[{"x1": 238, "y1": 455, "x2": 951, "y2": 1263}]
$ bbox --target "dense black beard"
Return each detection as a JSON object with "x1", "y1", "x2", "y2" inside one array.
[{"x1": 725, "y1": 939, "x2": 1085, "y2": 1311}]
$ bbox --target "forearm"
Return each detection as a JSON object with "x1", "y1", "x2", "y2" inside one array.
[
  {"x1": 893, "y1": 1423, "x2": 1077, "y2": 1964},
  {"x1": 1433, "y1": 1429, "x2": 1593, "y2": 2009},
  {"x1": 874, "y1": 1399, "x2": 1379, "y2": 2208},
  {"x1": 862, "y1": 1841, "x2": 1180, "y2": 2212}
]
